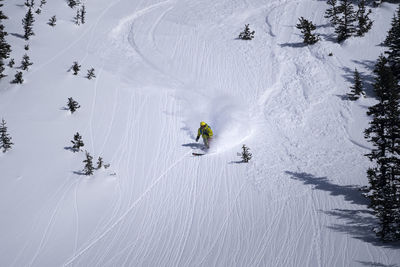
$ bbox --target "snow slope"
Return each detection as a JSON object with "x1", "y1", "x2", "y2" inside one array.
[{"x1": 1, "y1": 0, "x2": 400, "y2": 266}]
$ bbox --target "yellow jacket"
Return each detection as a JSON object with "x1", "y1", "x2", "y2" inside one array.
[{"x1": 197, "y1": 124, "x2": 213, "y2": 139}]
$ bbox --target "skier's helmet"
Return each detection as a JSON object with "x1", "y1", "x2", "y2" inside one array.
[{"x1": 200, "y1": 121, "x2": 206, "y2": 127}]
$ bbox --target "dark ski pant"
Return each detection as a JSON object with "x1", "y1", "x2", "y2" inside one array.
[{"x1": 203, "y1": 136, "x2": 211, "y2": 149}]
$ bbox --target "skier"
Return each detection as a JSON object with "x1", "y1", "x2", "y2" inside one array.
[{"x1": 195, "y1": 121, "x2": 213, "y2": 149}]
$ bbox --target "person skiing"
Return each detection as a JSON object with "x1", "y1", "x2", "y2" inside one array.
[{"x1": 196, "y1": 121, "x2": 213, "y2": 149}]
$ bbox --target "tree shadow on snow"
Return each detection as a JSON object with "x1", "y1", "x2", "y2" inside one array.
[
  {"x1": 356, "y1": 261, "x2": 399, "y2": 267},
  {"x1": 279, "y1": 42, "x2": 307, "y2": 48},
  {"x1": 285, "y1": 171, "x2": 400, "y2": 248},
  {"x1": 10, "y1": 33, "x2": 25, "y2": 39}
]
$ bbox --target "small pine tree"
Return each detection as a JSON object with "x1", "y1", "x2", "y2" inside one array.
[
  {"x1": 7, "y1": 58, "x2": 14, "y2": 68},
  {"x1": 335, "y1": 0, "x2": 356, "y2": 42},
  {"x1": 241, "y1": 144, "x2": 252, "y2": 163},
  {"x1": 67, "y1": 97, "x2": 80, "y2": 113},
  {"x1": 24, "y1": 0, "x2": 33, "y2": 8},
  {"x1": 238, "y1": 24, "x2": 255, "y2": 40},
  {"x1": 35, "y1": 8, "x2": 41, "y2": 15},
  {"x1": 347, "y1": 68, "x2": 365, "y2": 100},
  {"x1": 356, "y1": 0, "x2": 373, "y2": 36},
  {"x1": 48, "y1": 15, "x2": 56, "y2": 26},
  {"x1": 0, "y1": 25, "x2": 12, "y2": 60},
  {"x1": 0, "y1": 0, "x2": 8, "y2": 21},
  {"x1": 68, "y1": 0, "x2": 77, "y2": 8},
  {"x1": 21, "y1": 54, "x2": 33, "y2": 70},
  {"x1": 71, "y1": 132, "x2": 84, "y2": 152},
  {"x1": 11, "y1": 71, "x2": 23, "y2": 84},
  {"x1": 22, "y1": 8, "x2": 35, "y2": 40},
  {"x1": 83, "y1": 151, "x2": 94, "y2": 175},
  {"x1": 24, "y1": 44, "x2": 29, "y2": 50},
  {"x1": 74, "y1": 9, "x2": 81, "y2": 25},
  {"x1": 0, "y1": 118, "x2": 13, "y2": 153},
  {"x1": 96, "y1": 157, "x2": 103, "y2": 169},
  {"x1": 296, "y1": 17, "x2": 320, "y2": 45},
  {"x1": 40, "y1": 0, "x2": 46, "y2": 8},
  {"x1": 80, "y1": 5, "x2": 86, "y2": 24},
  {"x1": 86, "y1": 68, "x2": 95, "y2": 79},
  {"x1": 325, "y1": 0, "x2": 339, "y2": 26},
  {"x1": 72, "y1": 61, "x2": 81, "y2": 75}
]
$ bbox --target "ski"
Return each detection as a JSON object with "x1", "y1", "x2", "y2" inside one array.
[{"x1": 192, "y1": 152, "x2": 206, "y2": 156}]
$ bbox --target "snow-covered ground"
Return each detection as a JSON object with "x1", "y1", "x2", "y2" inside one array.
[{"x1": 1, "y1": 0, "x2": 400, "y2": 266}]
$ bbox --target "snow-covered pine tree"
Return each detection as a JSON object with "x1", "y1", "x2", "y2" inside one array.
[
  {"x1": 96, "y1": 157, "x2": 103, "y2": 169},
  {"x1": 356, "y1": 0, "x2": 373, "y2": 36},
  {"x1": 384, "y1": 5, "x2": 400, "y2": 80},
  {"x1": 39, "y1": 0, "x2": 46, "y2": 8},
  {"x1": 86, "y1": 68, "x2": 95, "y2": 79},
  {"x1": 74, "y1": 9, "x2": 81, "y2": 25},
  {"x1": 21, "y1": 54, "x2": 33, "y2": 70},
  {"x1": 241, "y1": 144, "x2": 252, "y2": 163},
  {"x1": 67, "y1": 97, "x2": 80, "y2": 113},
  {"x1": 71, "y1": 132, "x2": 84, "y2": 152},
  {"x1": 80, "y1": 5, "x2": 86, "y2": 24},
  {"x1": 11, "y1": 71, "x2": 23, "y2": 84},
  {"x1": 72, "y1": 61, "x2": 80, "y2": 75},
  {"x1": 347, "y1": 68, "x2": 365, "y2": 100},
  {"x1": 238, "y1": 24, "x2": 255, "y2": 40},
  {"x1": 335, "y1": 0, "x2": 356, "y2": 42},
  {"x1": 35, "y1": 8, "x2": 41, "y2": 15},
  {"x1": 24, "y1": 44, "x2": 29, "y2": 50},
  {"x1": 296, "y1": 17, "x2": 319, "y2": 45},
  {"x1": 48, "y1": 15, "x2": 56, "y2": 26},
  {"x1": 0, "y1": 118, "x2": 13, "y2": 153},
  {"x1": 325, "y1": 0, "x2": 339, "y2": 26},
  {"x1": 364, "y1": 55, "x2": 400, "y2": 241},
  {"x1": 7, "y1": 58, "x2": 14, "y2": 67},
  {"x1": 22, "y1": 8, "x2": 35, "y2": 40},
  {"x1": 83, "y1": 151, "x2": 94, "y2": 175}
]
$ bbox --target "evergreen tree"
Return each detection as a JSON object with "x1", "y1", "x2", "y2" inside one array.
[
  {"x1": 238, "y1": 24, "x2": 255, "y2": 40},
  {"x1": 48, "y1": 15, "x2": 56, "y2": 26},
  {"x1": 21, "y1": 54, "x2": 33, "y2": 70},
  {"x1": 68, "y1": 0, "x2": 77, "y2": 8},
  {"x1": 335, "y1": 0, "x2": 356, "y2": 42},
  {"x1": 80, "y1": 5, "x2": 86, "y2": 24},
  {"x1": 0, "y1": 118, "x2": 13, "y2": 153},
  {"x1": 86, "y1": 68, "x2": 95, "y2": 79},
  {"x1": 96, "y1": 157, "x2": 103, "y2": 169},
  {"x1": 347, "y1": 68, "x2": 365, "y2": 100},
  {"x1": 71, "y1": 132, "x2": 84, "y2": 152},
  {"x1": 0, "y1": 0, "x2": 8, "y2": 20},
  {"x1": 296, "y1": 17, "x2": 320, "y2": 45},
  {"x1": 241, "y1": 144, "x2": 252, "y2": 163},
  {"x1": 384, "y1": 5, "x2": 400, "y2": 80},
  {"x1": 74, "y1": 9, "x2": 81, "y2": 25},
  {"x1": 0, "y1": 24, "x2": 11, "y2": 79},
  {"x1": 325, "y1": 0, "x2": 339, "y2": 26},
  {"x1": 22, "y1": 8, "x2": 35, "y2": 40},
  {"x1": 40, "y1": 0, "x2": 46, "y2": 8},
  {"x1": 11, "y1": 71, "x2": 23, "y2": 84},
  {"x1": 364, "y1": 55, "x2": 400, "y2": 241},
  {"x1": 24, "y1": 0, "x2": 34, "y2": 8},
  {"x1": 24, "y1": 44, "x2": 29, "y2": 51},
  {"x1": 7, "y1": 58, "x2": 14, "y2": 68},
  {"x1": 67, "y1": 97, "x2": 80, "y2": 113},
  {"x1": 72, "y1": 61, "x2": 80, "y2": 75},
  {"x1": 83, "y1": 151, "x2": 94, "y2": 175},
  {"x1": 35, "y1": 8, "x2": 41, "y2": 15},
  {"x1": 356, "y1": 0, "x2": 373, "y2": 36}
]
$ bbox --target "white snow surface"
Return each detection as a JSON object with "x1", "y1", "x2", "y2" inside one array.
[{"x1": 1, "y1": 0, "x2": 400, "y2": 266}]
